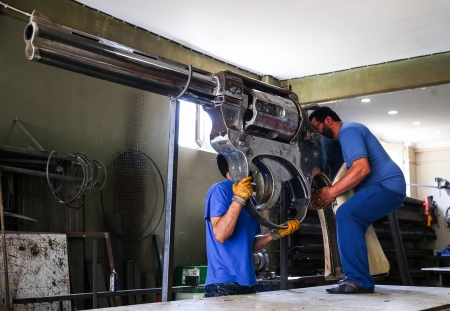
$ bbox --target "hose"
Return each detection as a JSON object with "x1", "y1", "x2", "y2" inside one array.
[{"x1": 45, "y1": 150, "x2": 107, "y2": 210}]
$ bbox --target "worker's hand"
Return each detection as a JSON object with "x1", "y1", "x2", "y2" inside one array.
[
  {"x1": 270, "y1": 220, "x2": 300, "y2": 240},
  {"x1": 311, "y1": 187, "x2": 335, "y2": 210},
  {"x1": 232, "y1": 176, "x2": 253, "y2": 205}
]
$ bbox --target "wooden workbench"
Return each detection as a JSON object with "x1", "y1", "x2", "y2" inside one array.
[{"x1": 92, "y1": 285, "x2": 450, "y2": 310}]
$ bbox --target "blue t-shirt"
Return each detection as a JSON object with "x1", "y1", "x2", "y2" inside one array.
[
  {"x1": 204, "y1": 179, "x2": 261, "y2": 287},
  {"x1": 338, "y1": 122, "x2": 406, "y2": 195}
]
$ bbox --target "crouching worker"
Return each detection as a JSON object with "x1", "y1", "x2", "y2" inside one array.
[{"x1": 204, "y1": 154, "x2": 300, "y2": 297}]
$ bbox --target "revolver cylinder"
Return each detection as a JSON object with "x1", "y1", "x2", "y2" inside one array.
[{"x1": 244, "y1": 89, "x2": 300, "y2": 143}]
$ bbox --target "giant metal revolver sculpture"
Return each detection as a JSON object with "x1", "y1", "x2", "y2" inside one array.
[{"x1": 23, "y1": 11, "x2": 348, "y2": 278}]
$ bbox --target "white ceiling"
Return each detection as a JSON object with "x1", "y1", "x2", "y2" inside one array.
[
  {"x1": 324, "y1": 84, "x2": 450, "y2": 148},
  {"x1": 74, "y1": 0, "x2": 450, "y2": 147}
]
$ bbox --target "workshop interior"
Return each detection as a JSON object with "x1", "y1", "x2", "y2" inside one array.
[{"x1": 1, "y1": 1, "x2": 450, "y2": 310}]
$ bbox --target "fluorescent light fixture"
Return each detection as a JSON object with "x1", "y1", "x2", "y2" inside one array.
[
  {"x1": 388, "y1": 111, "x2": 398, "y2": 115},
  {"x1": 360, "y1": 98, "x2": 371, "y2": 103},
  {"x1": 434, "y1": 131, "x2": 442, "y2": 135},
  {"x1": 412, "y1": 121, "x2": 421, "y2": 125}
]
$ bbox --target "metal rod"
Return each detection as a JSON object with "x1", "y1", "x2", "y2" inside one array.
[
  {"x1": 0, "y1": 1, "x2": 31, "y2": 16},
  {"x1": 0, "y1": 170, "x2": 11, "y2": 311},
  {"x1": 0, "y1": 165, "x2": 103, "y2": 186},
  {"x1": 280, "y1": 182, "x2": 288, "y2": 290},
  {"x1": 15, "y1": 119, "x2": 45, "y2": 151},
  {"x1": 0, "y1": 145, "x2": 75, "y2": 161},
  {"x1": 12, "y1": 286, "x2": 195, "y2": 304},
  {"x1": 388, "y1": 212, "x2": 412, "y2": 285},
  {"x1": 161, "y1": 99, "x2": 180, "y2": 302},
  {"x1": 92, "y1": 240, "x2": 98, "y2": 309}
]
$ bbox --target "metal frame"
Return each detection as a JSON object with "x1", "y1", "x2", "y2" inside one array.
[
  {"x1": 66, "y1": 232, "x2": 120, "y2": 307},
  {"x1": 12, "y1": 286, "x2": 195, "y2": 310}
]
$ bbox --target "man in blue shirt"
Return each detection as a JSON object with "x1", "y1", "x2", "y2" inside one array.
[
  {"x1": 204, "y1": 154, "x2": 300, "y2": 297},
  {"x1": 309, "y1": 107, "x2": 406, "y2": 294}
]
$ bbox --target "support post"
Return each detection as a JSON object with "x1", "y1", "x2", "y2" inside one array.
[
  {"x1": 388, "y1": 212, "x2": 412, "y2": 285},
  {"x1": 280, "y1": 183, "x2": 288, "y2": 290},
  {"x1": 161, "y1": 99, "x2": 180, "y2": 302}
]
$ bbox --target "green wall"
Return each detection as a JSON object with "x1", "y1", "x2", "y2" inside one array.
[{"x1": 0, "y1": 1, "x2": 229, "y2": 288}]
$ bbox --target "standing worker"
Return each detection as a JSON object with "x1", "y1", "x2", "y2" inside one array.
[
  {"x1": 309, "y1": 107, "x2": 406, "y2": 294},
  {"x1": 204, "y1": 154, "x2": 300, "y2": 297}
]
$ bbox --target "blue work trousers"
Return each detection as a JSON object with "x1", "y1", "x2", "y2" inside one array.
[
  {"x1": 336, "y1": 184, "x2": 405, "y2": 290},
  {"x1": 204, "y1": 282, "x2": 256, "y2": 297}
]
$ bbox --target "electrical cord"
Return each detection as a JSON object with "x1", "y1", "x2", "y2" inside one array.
[{"x1": 45, "y1": 150, "x2": 107, "y2": 209}]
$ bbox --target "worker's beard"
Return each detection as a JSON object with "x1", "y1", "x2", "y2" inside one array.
[{"x1": 322, "y1": 123, "x2": 334, "y2": 139}]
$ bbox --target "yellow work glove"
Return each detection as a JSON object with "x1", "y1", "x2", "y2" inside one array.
[
  {"x1": 232, "y1": 176, "x2": 253, "y2": 206},
  {"x1": 270, "y1": 220, "x2": 300, "y2": 240}
]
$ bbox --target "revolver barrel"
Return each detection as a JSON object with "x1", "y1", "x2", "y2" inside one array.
[{"x1": 24, "y1": 11, "x2": 218, "y2": 106}]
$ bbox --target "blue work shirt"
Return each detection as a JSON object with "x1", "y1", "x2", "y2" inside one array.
[
  {"x1": 338, "y1": 122, "x2": 406, "y2": 195},
  {"x1": 204, "y1": 179, "x2": 261, "y2": 287}
]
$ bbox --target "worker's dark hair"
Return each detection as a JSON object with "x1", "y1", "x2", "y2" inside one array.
[
  {"x1": 308, "y1": 107, "x2": 341, "y2": 122},
  {"x1": 215, "y1": 153, "x2": 229, "y2": 178}
]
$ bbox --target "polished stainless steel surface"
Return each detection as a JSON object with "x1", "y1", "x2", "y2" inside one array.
[{"x1": 23, "y1": 11, "x2": 344, "y2": 229}]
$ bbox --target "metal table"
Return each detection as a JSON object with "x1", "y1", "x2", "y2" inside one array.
[{"x1": 421, "y1": 267, "x2": 450, "y2": 287}]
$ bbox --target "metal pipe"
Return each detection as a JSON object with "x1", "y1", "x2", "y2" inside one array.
[
  {"x1": 161, "y1": 99, "x2": 180, "y2": 302},
  {"x1": 280, "y1": 183, "x2": 288, "y2": 290},
  {"x1": 388, "y1": 212, "x2": 412, "y2": 285},
  {"x1": 0, "y1": 165, "x2": 103, "y2": 186}
]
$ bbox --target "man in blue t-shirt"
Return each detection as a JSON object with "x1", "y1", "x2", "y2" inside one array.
[
  {"x1": 204, "y1": 154, "x2": 300, "y2": 297},
  {"x1": 309, "y1": 107, "x2": 406, "y2": 294}
]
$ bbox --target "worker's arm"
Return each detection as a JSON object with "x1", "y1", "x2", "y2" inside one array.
[
  {"x1": 210, "y1": 201, "x2": 244, "y2": 243},
  {"x1": 253, "y1": 220, "x2": 300, "y2": 252},
  {"x1": 253, "y1": 234, "x2": 273, "y2": 252},
  {"x1": 210, "y1": 176, "x2": 253, "y2": 243},
  {"x1": 312, "y1": 157, "x2": 370, "y2": 208}
]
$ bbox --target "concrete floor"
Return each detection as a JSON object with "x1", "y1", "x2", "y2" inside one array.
[{"x1": 93, "y1": 285, "x2": 450, "y2": 311}]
